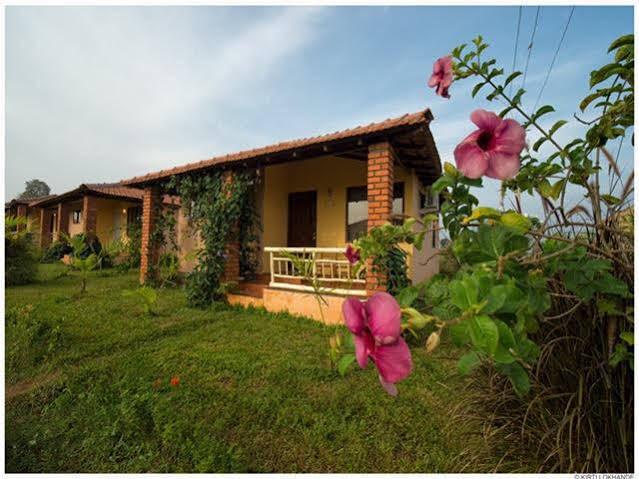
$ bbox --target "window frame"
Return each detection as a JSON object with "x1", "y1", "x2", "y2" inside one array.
[{"x1": 345, "y1": 182, "x2": 405, "y2": 242}]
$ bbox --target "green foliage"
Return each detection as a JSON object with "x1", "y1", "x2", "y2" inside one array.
[
  {"x1": 169, "y1": 171, "x2": 260, "y2": 308},
  {"x1": 5, "y1": 216, "x2": 39, "y2": 286},
  {"x1": 420, "y1": 33, "x2": 634, "y2": 472},
  {"x1": 6, "y1": 304, "x2": 64, "y2": 378},
  {"x1": 41, "y1": 238, "x2": 73, "y2": 263},
  {"x1": 18, "y1": 179, "x2": 50, "y2": 199},
  {"x1": 64, "y1": 233, "x2": 100, "y2": 294},
  {"x1": 122, "y1": 286, "x2": 158, "y2": 316},
  {"x1": 354, "y1": 219, "x2": 422, "y2": 296}
]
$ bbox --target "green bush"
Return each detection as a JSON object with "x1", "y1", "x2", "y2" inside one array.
[
  {"x1": 6, "y1": 304, "x2": 64, "y2": 381},
  {"x1": 5, "y1": 216, "x2": 39, "y2": 286},
  {"x1": 41, "y1": 239, "x2": 73, "y2": 263}
]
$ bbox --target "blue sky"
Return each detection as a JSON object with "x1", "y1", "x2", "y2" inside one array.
[{"x1": 5, "y1": 5, "x2": 634, "y2": 212}]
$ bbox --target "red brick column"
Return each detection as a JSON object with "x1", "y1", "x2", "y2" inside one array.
[
  {"x1": 366, "y1": 142, "x2": 395, "y2": 295},
  {"x1": 82, "y1": 195, "x2": 98, "y2": 238},
  {"x1": 56, "y1": 202, "x2": 70, "y2": 239},
  {"x1": 222, "y1": 171, "x2": 240, "y2": 282},
  {"x1": 140, "y1": 186, "x2": 161, "y2": 284}
]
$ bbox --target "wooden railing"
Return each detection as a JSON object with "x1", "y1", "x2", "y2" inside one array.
[{"x1": 264, "y1": 246, "x2": 367, "y2": 297}]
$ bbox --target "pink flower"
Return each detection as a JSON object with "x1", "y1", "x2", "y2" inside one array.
[
  {"x1": 342, "y1": 292, "x2": 412, "y2": 396},
  {"x1": 428, "y1": 55, "x2": 454, "y2": 98},
  {"x1": 454, "y1": 109, "x2": 526, "y2": 180},
  {"x1": 344, "y1": 244, "x2": 360, "y2": 265}
]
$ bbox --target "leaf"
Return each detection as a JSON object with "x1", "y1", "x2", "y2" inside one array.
[
  {"x1": 471, "y1": 82, "x2": 487, "y2": 98},
  {"x1": 608, "y1": 34, "x2": 634, "y2": 53},
  {"x1": 458, "y1": 351, "x2": 481, "y2": 375},
  {"x1": 549, "y1": 119, "x2": 568, "y2": 136},
  {"x1": 494, "y1": 319, "x2": 516, "y2": 348},
  {"x1": 533, "y1": 105, "x2": 555, "y2": 120},
  {"x1": 532, "y1": 136, "x2": 548, "y2": 152},
  {"x1": 450, "y1": 321, "x2": 470, "y2": 347},
  {"x1": 432, "y1": 176, "x2": 454, "y2": 194},
  {"x1": 503, "y1": 71, "x2": 522, "y2": 88},
  {"x1": 469, "y1": 315, "x2": 499, "y2": 354},
  {"x1": 396, "y1": 286, "x2": 420, "y2": 307},
  {"x1": 493, "y1": 344, "x2": 516, "y2": 364},
  {"x1": 337, "y1": 354, "x2": 356, "y2": 376},
  {"x1": 601, "y1": 194, "x2": 621, "y2": 206},
  {"x1": 463, "y1": 206, "x2": 501, "y2": 224},
  {"x1": 620, "y1": 331, "x2": 634, "y2": 345},
  {"x1": 500, "y1": 211, "x2": 532, "y2": 233},
  {"x1": 497, "y1": 362, "x2": 530, "y2": 397}
]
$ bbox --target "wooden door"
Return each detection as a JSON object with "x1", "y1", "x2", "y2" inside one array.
[{"x1": 287, "y1": 191, "x2": 317, "y2": 247}]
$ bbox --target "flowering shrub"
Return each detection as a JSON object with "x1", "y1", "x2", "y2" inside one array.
[{"x1": 338, "y1": 33, "x2": 633, "y2": 471}]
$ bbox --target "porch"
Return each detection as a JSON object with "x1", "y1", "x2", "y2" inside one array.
[{"x1": 124, "y1": 109, "x2": 442, "y2": 322}]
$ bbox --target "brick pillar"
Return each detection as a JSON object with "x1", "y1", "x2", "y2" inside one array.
[
  {"x1": 56, "y1": 202, "x2": 70, "y2": 239},
  {"x1": 366, "y1": 142, "x2": 395, "y2": 295},
  {"x1": 82, "y1": 195, "x2": 98, "y2": 238},
  {"x1": 140, "y1": 186, "x2": 161, "y2": 284},
  {"x1": 222, "y1": 171, "x2": 240, "y2": 282}
]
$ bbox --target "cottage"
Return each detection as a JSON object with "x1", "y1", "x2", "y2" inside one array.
[
  {"x1": 123, "y1": 109, "x2": 442, "y2": 323},
  {"x1": 29, "y1": 183, "x2": 151, "y2": 248},
  {"x1": 5, "y1": 195, "x2": 57, "y2": 239}
]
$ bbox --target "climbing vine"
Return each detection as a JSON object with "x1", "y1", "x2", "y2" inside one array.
[{"x1": 168, "y1": 170, "x2": 259, "y2": 308}]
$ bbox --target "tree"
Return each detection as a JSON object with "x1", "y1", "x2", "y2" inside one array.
[{"x1": 18, "y1": 179, "x2": 51, "y2": 199}]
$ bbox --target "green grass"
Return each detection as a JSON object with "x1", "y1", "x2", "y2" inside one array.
[{"x1": 6, "y1": 264, "x2": 494, "y2": 472}]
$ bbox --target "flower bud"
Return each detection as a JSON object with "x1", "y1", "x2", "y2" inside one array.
[{"x1": 425, "y1": 332, "x2": 441, "y2": 354}]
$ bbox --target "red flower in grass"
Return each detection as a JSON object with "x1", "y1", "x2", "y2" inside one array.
[
  {"x1": 454, "y1": 109, "x2": 526, "y2": 180},
  {"x1": 428, "y1": 55, "x2": 454, "y2": 99},
  {"x1": 342, "y1": 292, "x2": 412, "y2": 396},
  {"x1": 170, "y1": 376, "x2": 180, "y2": 387}
]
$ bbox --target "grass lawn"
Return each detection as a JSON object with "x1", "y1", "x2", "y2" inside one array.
[{"x1": 5, "y1": 264, "x2": 494, "y2": 473}]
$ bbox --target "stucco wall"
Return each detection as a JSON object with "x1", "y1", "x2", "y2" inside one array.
[
  {"x1": 172, "y1": 156, "x2": 439, "y2": 283},
  {"x1": 261, "y1": 156, "x2": 367, "y2": 259},
  {"x1": 92, "y1": 198, "x2": 140, "y2": 245}
]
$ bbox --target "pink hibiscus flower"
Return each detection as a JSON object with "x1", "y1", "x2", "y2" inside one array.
[
  {"x1": 454, "y1": 109, "x2": 526, "y2": 180},
  {"x1": 344, "y1": 244, "x2": 360, "y2": 265},
  {"x1": 342, "y1": 292, "x2": 412, "y2": 396},
  {"x1": 428, "y1": 55, "x2": 454, "y2": 98}
]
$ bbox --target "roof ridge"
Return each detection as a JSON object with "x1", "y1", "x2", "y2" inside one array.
[{"x1": 122, "y1": 108, "x2": 432, "y2": 186}]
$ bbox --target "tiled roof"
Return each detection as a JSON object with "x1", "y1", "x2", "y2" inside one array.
[
  {"x1": 30, "y1": 183, "x2": 179, "y2": 207},
  {"x1": 5, "y1": 195, "x2": 57, "y2": 208},
  {"x1": 83, "y1": 183, "x2": 145, "y2": 200},
  {"x1": 122, "y1": 109, "x2": 434, "y2": 186}
]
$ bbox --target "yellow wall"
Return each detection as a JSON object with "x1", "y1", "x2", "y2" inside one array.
[
  {"x1": 93, "y1": 198, "x2": 140, "y2": 245},
  {"x1": 172, "y1": 156, "x2": 439, "y2": 282},
  {"x1": 261, "y1": 156, "x2": 369, "y2": 270},
  {"x1": 66, "y1": 200, "x2": 84, "y2": 237}
]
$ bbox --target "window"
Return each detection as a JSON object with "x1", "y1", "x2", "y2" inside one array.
[
  {"x1": 346, "y1": 182, "x2": 405, "y2": 242},
  {"x1": 419, "y1": 186, "x2": 438, "y2": 212},
  {"x1": 72, "y1": 210, "x2": 82, "y2": 224}
]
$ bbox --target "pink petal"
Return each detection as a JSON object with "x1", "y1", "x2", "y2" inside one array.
[
  {"x1": 364, "y1": 292, "x2": 401, "y2": 345},
  {"x1": 373, "y1": 337, "x2": 412, "y2": 384},
  {"x1": 378, "y1": 375, "x2": 398, "y2": 396},
  {"x1": 353, "y1": 331, "x2": 375, "y2": 368},
  {"x1": 427, "y1": 74, "x2": 440, "y2": 87},
  {"x1": 342, "y1": 297, "x2": 366, "y2": 335},
  {"x1": 470, "y1": 109, "x2": 501, "y2": 132},
  {"x1": 485, "y1": 151, "x2": 521, "y2": 180},
  {"x1": 494, "y1": 119, "x2": 526, "y2": 156},
  {"x1": 454, "y1": 137, "x2": 489, "y2": 179}
]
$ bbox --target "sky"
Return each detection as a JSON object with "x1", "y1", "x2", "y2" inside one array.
[{"x1": 5, "y1": 5, "x2": 635, "y2": 214}]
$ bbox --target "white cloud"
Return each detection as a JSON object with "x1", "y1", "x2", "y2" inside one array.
[{"x1": 5, "y1": 6, "x2": 328, "y2": 198}]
